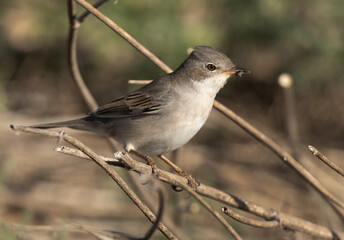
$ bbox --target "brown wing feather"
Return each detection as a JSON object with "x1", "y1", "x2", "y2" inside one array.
[{"x1": 91, "y1": 92, "x2": 163, "y2": 118}]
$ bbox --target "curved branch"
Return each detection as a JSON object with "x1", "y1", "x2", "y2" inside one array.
[
  {"x1": 222, "y1": 207, "x2": 279, "y2": 228},
  {"x1": 141, "y1": 187, "x2": 164, "y2": 240},
  {"x1": 67, "y1": 0, "x2": 99, "y2": 111}
]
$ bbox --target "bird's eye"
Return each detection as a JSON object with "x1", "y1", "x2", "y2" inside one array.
[{"x1": 206, "y1": 64, "x2": 217, "y2": 71}]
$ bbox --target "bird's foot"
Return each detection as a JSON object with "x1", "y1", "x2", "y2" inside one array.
[
  {"x1": 157, "y1": 154, "x2": 200, "y2": 190},
  {"x1": 181, "y1": 171, "x2": 200, "y2": 189},
  {"x1": 129, "y1": 150, "x2": 159, "y2": 175},
  {"x1": 145, "y1": 155, "x2": 159, "y2": 175}
]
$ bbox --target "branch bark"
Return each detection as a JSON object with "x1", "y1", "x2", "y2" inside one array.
[
  {"x1": 10, "y1": 125, "x2": 344, "y2": 240},
  {"x1": 309, "y1": 145, "x2": 344, "y2": 177},
  {"x1": 67, "y1": 0, "x2": 99, "y2": 111},
  {"x1": 71, "y1": 0, "x2": 344, "y2": 217},
  {"x1": 10, "y1": 124, "x2": 179, "y2": 240}
]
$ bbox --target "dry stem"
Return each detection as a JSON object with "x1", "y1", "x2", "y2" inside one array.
[
  {"x1": 10, "y1": 124, "x2": 178, "y2": 240},
  {"x1": 67, "y1": 0, "x2": 99, "y2": 111},
  {"x1": 72, "y1": 0, "x2": 344, "y2": 215},
  {"x1": 308, "y1": 145, "x2": 344, "y2": 177},
  {"x1": 222, "y1": 207, "x2": 279, "y2": 228},
  {"x1": 10, "y1": 125, "x2": 344, "y2": 240}
]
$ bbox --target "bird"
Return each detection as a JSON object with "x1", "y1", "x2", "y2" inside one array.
[{"x1": 31, "y1": 46, "x2": 249, "y2": 155}]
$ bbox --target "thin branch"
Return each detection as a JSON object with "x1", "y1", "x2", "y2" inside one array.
[
  {"x1": 71, "y1": 0, "x2": 344, "y2": 216},
  {"x1": 212, "y1": 100, "x2": 344, "y2": 215},
  {"x1": 117, "y1": 151, "x2": 343, "y2": 240},
  {"x1": 123, "y1": 152, "x2": 241, "y2": 239},
  {"x1": 74, "y1": 0, "x2": 173, "y2": 74},
  {"x1": 222, "y1": 207, "x2": 279, "y2": 228},
  {"x1": 67, "y1": 0, "x2": 99, "y2": 111},
  {"x1": 10, "y1": 125, "x2": 179, "y2": 240},
  {"x1": 308, "y1": 145, "x2": 344, "y2": 177},
  {"x1": 176, "y1": 180, "x2": 242, "y2": 240},
  {"x1": 68, "y1": 0, "x2": 158, "y2": 228},
  {"x1": 132, "y1": 154, "x2": 240, "y2": 239},
  {"x1": 128, "y1": 80, "x2": 153, "y2": 85},
  {"x1": 141, "y1": 187, "x2": 164, "y2": 240},
  {"x1": 158, "y1": 155, "x2": 188, "y2": 177},
  {"x1": 14, "y1": 0, "x2": 344, "y2": 237},
  {"x1": 50, "y1": 145, "x2": 344, "y2": 240},
  {"x1": 55, "y1": 145, "x2": 126, "y2": 167},
  {"x1": 77, "y1": 0, "x2": 109, "y2": 23}
]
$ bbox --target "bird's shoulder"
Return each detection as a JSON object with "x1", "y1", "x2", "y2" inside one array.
[{"x1": 90, "y1": 75, "x2": 173, "y2": 118}]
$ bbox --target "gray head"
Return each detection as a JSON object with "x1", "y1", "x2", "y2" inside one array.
[{"x1": 176, "y1": 46, "x2": 249, "y2": 82}]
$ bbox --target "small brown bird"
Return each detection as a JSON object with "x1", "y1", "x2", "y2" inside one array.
[{"x1": 30, "y1": 46, "x2": 249, "y2": 155}]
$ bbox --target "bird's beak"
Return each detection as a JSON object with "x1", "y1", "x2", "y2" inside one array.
[{"x1": 222, "y1": 67, "x2": 250, "y2": 77}]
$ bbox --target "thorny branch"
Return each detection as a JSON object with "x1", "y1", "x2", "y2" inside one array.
[{"x1": 10, "y1": 125, "x2": 344, "y2": 240}]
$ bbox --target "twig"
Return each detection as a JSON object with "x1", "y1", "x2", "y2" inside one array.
[
  {"x1": 71, "y1": 0, "x2": 344, "y2": 216},
  {"x1": 15, "y1": 0, "x2": 344, "y2": 237},
  {"x1": 212, "y1": 100, "x2": 344, "y2": 214},
  {"x1": 55, "y1": 145, "x2": 123, "y2": 166},
  {"x1": 124, "y1": 152, "x2": 241, "y2": 239},
  {"x1": 222, "y1": 207, "x2": 279, "y2": 228},
  {"x1": 176, "y1": 180, "x2": 242, "y2": 240},
  {"x1": 128, "y1": 80, "x2": 153, "y2": 85},
  {"x1": 67, "y1": 0, "x2": 161, "y2": 230},
  {"x1": 74, "y1": 0, "x2": 173, "y2": 74},
  {"x1": 77, "y1": 0, "x2": 109, "y2": 22},
  {"x1": 169, "y1": 149, "x2": 184, "y2": 227},
  {"x1": 49, "y1": 145, "x2": 344, "y2": 239},
  {"x1": 67, "y1": 0, "x2": 99, "y2": 111},
  {"x1": 308, "y1": 145, "x2": 344, "y2": 177},
  {"x1": 141, "y1": 187, "x2": 164, "y2": 240},
  {"x1": 68, "y1": 1, "x2": 167, "y2": 233},
  {"x1": 158, "y1": 155, "x2": 187, "y2": 177},
  {"x1": 10, "y1": 125, "x2": 179, "y2": 240}
]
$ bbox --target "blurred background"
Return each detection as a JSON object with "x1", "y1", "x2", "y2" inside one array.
[{"x1": 1, "y1": 0, "x2": 343, "y2": 239}]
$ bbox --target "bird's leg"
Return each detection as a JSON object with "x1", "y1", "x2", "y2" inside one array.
[
  {"x1": 129, "y1": 150, "x2": 158, "y2": 175},
  {"x1": 158, "y1": 154, "x2": 200, "y2": 189}
]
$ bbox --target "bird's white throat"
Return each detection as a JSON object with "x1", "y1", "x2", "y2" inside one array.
[{"x1": 192, "y1": 74, "x2": 229, "y2": 98}]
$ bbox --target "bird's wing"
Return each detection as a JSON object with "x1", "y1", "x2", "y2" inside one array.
[{"x1": 90, "y1": 92, "x2": 164, "y2": 118}]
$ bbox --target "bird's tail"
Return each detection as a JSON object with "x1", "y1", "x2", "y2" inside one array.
[{"x1": 30, "y1": 118, "x2": 88, "y2": 130}]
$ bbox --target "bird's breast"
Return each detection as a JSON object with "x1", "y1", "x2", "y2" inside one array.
[{"x1": 159, "y1": 89, "x2": 214, "y2": 152}]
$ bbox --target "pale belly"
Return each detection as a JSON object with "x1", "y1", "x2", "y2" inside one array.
[{"x1": 131, "y1": 96, "x2": 214, "y2": 155}]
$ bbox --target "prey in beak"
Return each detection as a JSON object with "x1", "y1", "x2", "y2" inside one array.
[{"x1": 221, "y1": 67, "x2": 250, "y2": 77}]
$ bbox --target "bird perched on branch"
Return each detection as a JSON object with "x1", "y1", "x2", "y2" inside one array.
[{"x1": 30, "y1": 46, "x2": 249, "y2": 155}]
